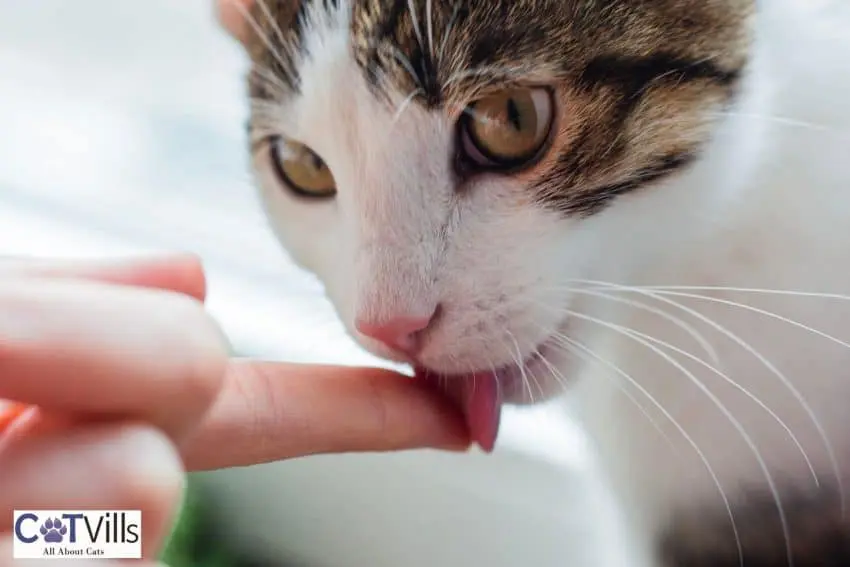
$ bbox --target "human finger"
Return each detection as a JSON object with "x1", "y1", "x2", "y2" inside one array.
[
  {"x1": 0, "y1": 406, "x2": 77, "y2": 454},
  {"x1": 0, "y1": 422, "x2": 184, "y2": 560},
  {"x1": 0, "y1": 401, "x2": 28, "y2": 432},
  {"x1": 0, "y1": 278, "x2": 227, "y2": 440},
  {"x1": 0, "y1": 254, "x2": 207, "y2": 302},
  {"x1": 182, "y1": 360, "x2": 470, "y2": 471}
]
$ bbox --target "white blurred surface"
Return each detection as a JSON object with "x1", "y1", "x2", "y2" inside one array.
[{"x1": 0, "y1": 2, "x2": 626, "y2": 566}]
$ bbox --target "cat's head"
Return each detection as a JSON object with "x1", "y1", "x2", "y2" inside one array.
[{"x1": 228, "y1": 0, "x2": 756, "y2": 449}]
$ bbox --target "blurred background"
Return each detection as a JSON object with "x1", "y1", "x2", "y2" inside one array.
[{"x1": 0, "y1": 2, "x2": 629, "y2": 566}]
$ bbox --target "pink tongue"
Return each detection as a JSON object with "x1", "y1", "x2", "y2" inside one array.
[{"x1": 416, "y1": 369, "x2": 502, "y2": 452}]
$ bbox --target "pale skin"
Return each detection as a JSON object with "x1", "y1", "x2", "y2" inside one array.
[
  {"x1": 1, "y1": 6, "x2": 468, "y2": 564},
  {"x1": 0, "y1": 255, "x2": 467, "y2": 567}
]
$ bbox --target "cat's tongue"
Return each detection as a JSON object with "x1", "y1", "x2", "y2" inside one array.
[{"x1": 415, "y1": 368, "x2": 502, "y2": 452}]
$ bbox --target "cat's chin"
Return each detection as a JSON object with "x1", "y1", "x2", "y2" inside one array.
[{"x1": 413, "y1": 338, "x2": 569, "y2": 452}]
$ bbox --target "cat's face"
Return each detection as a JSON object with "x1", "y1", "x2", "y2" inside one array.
[{"x1": 239, "y1": 0, "x2": 755, "y2": 444}]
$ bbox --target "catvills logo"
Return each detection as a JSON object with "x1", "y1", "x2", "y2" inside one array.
[{"x1": 13, "y1": 510, "x2": 142, "y2": 560}]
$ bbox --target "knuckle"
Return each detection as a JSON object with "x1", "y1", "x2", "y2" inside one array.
[
  {"x1": 243, "y1": 363, "x2": 290, "y2": 456},
  {"x1": 108, "y1": 424, "x2": 185, "y2": 514},
  {"x1": 165, "y1": 294, "x2": 229, "y2": 415}
]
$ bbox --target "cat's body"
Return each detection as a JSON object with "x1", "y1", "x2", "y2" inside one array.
[{"x1": 236, "y1": 0, "x2": 850, "y2": 564}]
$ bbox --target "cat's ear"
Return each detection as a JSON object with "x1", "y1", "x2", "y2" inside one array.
[{"x1": 217, "y1": 0, "x2": 254, "y2": 45}]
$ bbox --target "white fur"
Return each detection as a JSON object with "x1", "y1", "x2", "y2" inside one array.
[{"x1": 252, "y1": 1, "x2": 850, "y2": 564}]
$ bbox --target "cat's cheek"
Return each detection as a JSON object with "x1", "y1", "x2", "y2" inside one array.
[{"x1": 252, "y1": 165, "x2": 337, "y2": 273}]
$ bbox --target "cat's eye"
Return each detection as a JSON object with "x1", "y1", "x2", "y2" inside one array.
[
  {"x1": 459, "y1": 87, "x2": 554, "y2": 171},
  {"x1": 269, "y1": 137, "x2": 336, "y2": 198}
]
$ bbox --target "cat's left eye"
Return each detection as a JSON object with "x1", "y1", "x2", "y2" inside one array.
[
  {"x1": 268, "y1": 137, "x2": 337, "y2": 198},
  {"x1": 458, "y1": 87, "x2": 554, "y2": 172}
]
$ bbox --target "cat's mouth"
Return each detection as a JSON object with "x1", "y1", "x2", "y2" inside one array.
[{"x1": 413, "y1": 340, "x2": 558, "y2": 452}]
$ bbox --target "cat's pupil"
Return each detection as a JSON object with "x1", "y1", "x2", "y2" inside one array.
[
  {"x1": 506, "y1": 98, "x2": 522, "y2": 132},
  {"x1": 310, "y1": 153, "x2": 324, "y2": 171}
]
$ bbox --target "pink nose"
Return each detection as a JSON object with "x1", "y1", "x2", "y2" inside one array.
[{"x1": 355, "y1": 314, "x2": 434, "y2": 354}]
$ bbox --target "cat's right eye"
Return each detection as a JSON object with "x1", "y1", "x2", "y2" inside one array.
[
  {"x1": 457, "y1": 87, "x2": 555, "y2": 174},
  {"x1": 268, "y1": 137, "x2": 337, "y2": 198}
]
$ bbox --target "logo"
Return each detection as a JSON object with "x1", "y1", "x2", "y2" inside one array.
[
  {"x1": 40, "y1": 518, "x2": 68, "y2": 543},
  {"x1": 13, "y1": 510, "x2": 142, "y2": 560}
]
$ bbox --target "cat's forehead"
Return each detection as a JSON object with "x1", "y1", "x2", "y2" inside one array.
[{"x1": 246, "y1": 0, "x2": 754, "y2": 105}]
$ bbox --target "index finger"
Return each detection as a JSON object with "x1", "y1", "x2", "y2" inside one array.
[{"x1": 181, "y1": 361, "x2": 470, "y2": 470}]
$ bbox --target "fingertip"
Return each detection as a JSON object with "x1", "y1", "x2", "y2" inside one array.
[
  {"x1": 158, "y1": 252, "x2": 207, "y2": 302},
  {"x1": 101, "y1": 253, "x2": 207, "y2": 302},
  {"x1": 382, "y1": 373, "x2": 472, "y2": 453},
  {"x1": 181, "y1": 361, "x2": 471, "y2": 470}
]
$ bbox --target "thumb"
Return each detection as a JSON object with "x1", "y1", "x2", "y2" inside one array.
[{"x1": 0, "y1": 253, "x2": 207, "y2": 302}]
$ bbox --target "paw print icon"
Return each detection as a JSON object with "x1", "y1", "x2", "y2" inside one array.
[{"x1": 39, "y1": 518, "x2": 67, "y2": 543}]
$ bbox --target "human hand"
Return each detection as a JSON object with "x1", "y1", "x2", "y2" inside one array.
[{"x1": 0, "y1": 255, "x2": 468, "y2": 565}]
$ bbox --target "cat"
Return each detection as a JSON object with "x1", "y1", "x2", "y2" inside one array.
[{"x1": 230, "y1": 0, "x2": 850, "y2": 565}]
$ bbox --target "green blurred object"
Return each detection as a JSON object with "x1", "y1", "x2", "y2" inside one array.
[{"x1": 160, "y1": 475, "x2": 245, "y2": 567}]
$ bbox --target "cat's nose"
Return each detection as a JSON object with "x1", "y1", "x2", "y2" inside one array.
[{"x1": 355, "y1": 311, "x2": 436, "y2": 355}]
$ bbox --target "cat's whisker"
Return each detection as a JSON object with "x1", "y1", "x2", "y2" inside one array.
[
  {"x1": 524, "y1": 342, "x2": 550, "y2": 401},
  {"x1": 631, "y1": 57, "x2": 713, "y2": 101},
  {"x1": 563, "y1": 307, "x2": 787, "y2": 567},
  {"x1": 541, "y1": 281, "x2": 850, "y2": 303},
  {"x1": 633, "y1": 284, "x2": 850, "y2": 302},
  {"x1": 534, "y1": 345, "x2": 570, "y2": 390},
  {"x1": 551, "y1": 332, "x2": 742, "y2": 567},
  {"x1": 250, "y1": 64, "x2": 290, "y2": 95},
  {"x1": 406, "y1": 0, "x2": 426, "y2": 60},
  {"x1": 528, "y1": 363, "x2": 547, "y2": 402},
  {"x1": 524, "y1": 292, "x2": 816, "y2": 486},
  {"x1": 631, "y1": 54, "x2": 725, "y2": 100},
  {"x1": 254, "y1": 0, "x2": 289, "y2": 53},
  {"x1": 529, "y1": 319, "x2": 680, "y2": 450},
  {"x1": 486, "y1": 352, "x2": 502, "y2": 406},
  {"x1": 643, "y1": 288, "x2": 850, "y2": 359},
  {"x1": 425, "y1": 0, "x2": 435, "y2": 61},
  {"x1": 444, "y1": 63, "x2": 529, "y2": 88},
  {"x1": 627, "y1": 322, "x2": 818, "y2": 487},
  {"x1": 575, "y1": 278, "x2": 843, "y2": 517},
  {"x1": 511, "y1": 328, "x2": 552, "y2": 399},
  {"x1": 437, "y1": 1, "x2": 461, "y2": 64},
  {"x1": 379, "y1": 43, "x2": 424, "y2": 91},
  {"x1": 228, "y1": 0, "x2": 295, "y2": 82},
  {"x1": 507, "y1": 331, "x2": 534, "y2": 404},
  {"x1": 568, "y1": 287, "x2": 721, "y2": 366},
  {"x1": 391, "y1": 88, "x2": 425, "y2": 125},
  {"x1": 711, "y1": 110, "x2": 850, "y2": 139},
  {"x1": 550, "y1": 333, "x2": 681, "y2": 454},
  {"x1": 582, "y1": 280, "x2": 850, "y2": 516}
]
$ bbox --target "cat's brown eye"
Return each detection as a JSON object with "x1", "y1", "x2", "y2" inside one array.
[
  {"x1": 459, "y1": 87, "x2": 554, "y2": 171},
  {"x1": 269, "y1": 137, "x2": 336, "y2": 198}
]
